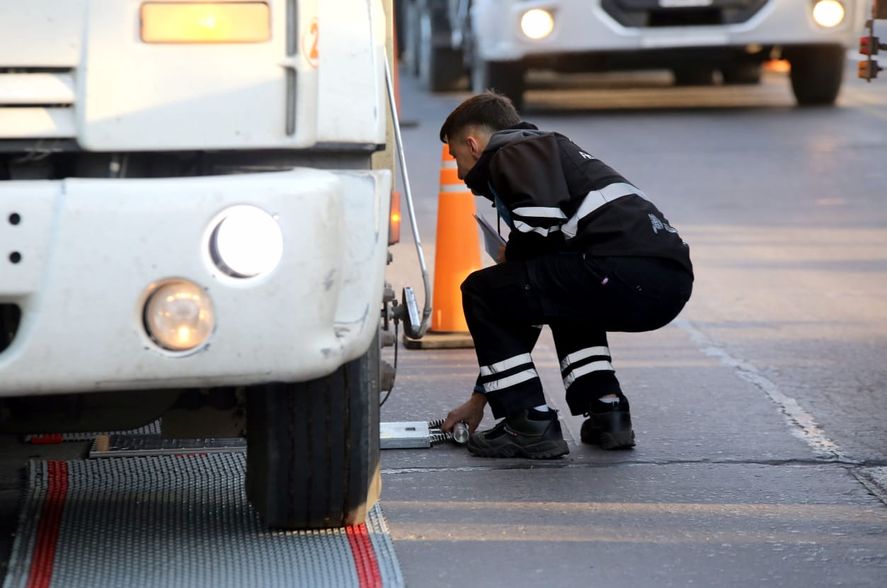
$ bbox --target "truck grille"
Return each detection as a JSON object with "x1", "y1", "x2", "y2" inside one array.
[
  {"x1": 0, "y1": 68, "x2": 76, "y2": 140},
  {"x1": 601, "y1": 0, "x2": 768, "y2": 27}
]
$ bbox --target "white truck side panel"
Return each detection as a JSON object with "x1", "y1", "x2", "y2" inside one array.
[
  {"x1": 315, "y1": 0, "x2": 388, "y2": 145},
  {"x1": 0, "y1": 169, "x2": 391, "y2": 395},
  {"x1": 1, "y1": 0, "x2": 389, "y2": 149},
  {"x1": 0, "y1": 0, "x2": 84, "y2": 67},
  {"x1": 79, "y1": 0, "x2": 319, "y2": 150}
]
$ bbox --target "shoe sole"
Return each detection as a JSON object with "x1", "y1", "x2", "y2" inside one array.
[
  {"x1": 581, "y1": 410, "x2": 636, "y2": 449},
  {"x1": 596, "y1": 430, "x2": 636, "y2": 450},
  {"x1": 468, "y1": 439, "x2": 570, "y2": 459}
]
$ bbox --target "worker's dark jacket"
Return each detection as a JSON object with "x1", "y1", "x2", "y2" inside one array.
[{"x1": 463, "y1": 122, "x2": 693, "y2": 276}]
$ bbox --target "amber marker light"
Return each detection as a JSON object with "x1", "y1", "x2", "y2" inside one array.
[
  {"x1": 140, "y1": 2, "x2": 271, "y2": 43},
  {"x1": 389, "y1": 191, "x2": 402, "y2": 246}
]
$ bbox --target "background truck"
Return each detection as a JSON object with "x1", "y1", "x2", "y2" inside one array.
[
  {"x1": 398, "y1": 0, "x2": 865, "y2": 109},
  {"x1": 0, "y1": 0, "x2": 401, "y2": 529}
]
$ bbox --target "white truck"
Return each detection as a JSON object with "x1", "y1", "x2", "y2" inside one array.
[
  {"x1": 400, "y1": 0, "x2": 865, "y2": 108},
  {"x1": 0, "y1": 0, "x2": 403, "y2": 529}
]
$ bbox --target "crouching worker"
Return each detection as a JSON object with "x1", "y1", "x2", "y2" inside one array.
[{"x1": 440, "y1": 92, "x2": 694, "y2": 459}]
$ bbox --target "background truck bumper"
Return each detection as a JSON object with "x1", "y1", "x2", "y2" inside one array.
[
  {"x1": 0, "y1": 168, "x2": 391, "y2": 395},
  {"x1": 473, "y1": 0, "x2": 862, "y2": 61}
]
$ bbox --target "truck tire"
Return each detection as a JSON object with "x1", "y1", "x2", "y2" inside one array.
[
  {"x1": 788, "y1": 45, "x2": 844, "y2": 106},
  {"x1": 721, "y1": 63, "x2": 762, "y2": 85},
  {"x1": 418, "y1": 6, "x2": 463, "y2": 91},
  {"x1": 394, "y1": 0, "x2": 407, "y2": 59},
  {"x1": 403, "y1": 0, "x2": 421, "y2": 76},
  {"x1": 246, "y1": 334, "x2": 381, "y2": 529},
  {"x1": 471, "y1": 57, "x2": 525, "y2": 111}
]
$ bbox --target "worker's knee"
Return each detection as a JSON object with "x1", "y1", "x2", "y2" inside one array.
[
  {"x1": 460, "y1": 269, "x2": 484, "y2": 298},
  {"x1": 460, "y1": 271, "x2": 484, "y2": 314}
]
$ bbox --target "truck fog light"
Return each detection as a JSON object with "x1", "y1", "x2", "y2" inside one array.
[
  {"x1": 812, "y1": 0, "x2": 845, "y2": 27},
  {"x1": 209, "y1": 205, "x2": 283, "y2": 278},
  {"x1": 144, "y1": 280, "x2": 215, "y2": 351},
  {"x1": 520, "y1": 9, "x2": 555, "y2": 40}
]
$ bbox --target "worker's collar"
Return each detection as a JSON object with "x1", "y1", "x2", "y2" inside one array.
[{"x1": 464, "y1": 121, "x2": 540, "y2": 199}]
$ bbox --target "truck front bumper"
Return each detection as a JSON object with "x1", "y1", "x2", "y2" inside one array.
[
  {"x1": 474, "y1": 0, "x2": 862, "y2": 61},
  {"x1": 0, "y1": 168, "x2": 391, "y2": 396}
]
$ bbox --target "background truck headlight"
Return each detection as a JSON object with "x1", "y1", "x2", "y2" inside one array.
[
  {"x1": 812, "y1": 0, "x2": 845, "y2": 28},
  {"x1": 520, "y1": 9, "x2": 555, "y2": 40},
  {"x1": 144, "y1": 281, "x2": 215, "y2": 352},
  {"x1": 209, "y1": 205, "x2": 284, "y2": 279}
]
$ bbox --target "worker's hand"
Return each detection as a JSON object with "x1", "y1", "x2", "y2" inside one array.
[{"x1": 442, "y1": 393, "x2": 487, "y2": 435}]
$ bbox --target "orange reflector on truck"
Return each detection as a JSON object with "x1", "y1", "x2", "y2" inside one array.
[
  {"x1": 140, "y1": 2, "x2": 271, "y2": 44},
  {"x1": 388, "y1": 191, "x2": 402, "y2": 246}
]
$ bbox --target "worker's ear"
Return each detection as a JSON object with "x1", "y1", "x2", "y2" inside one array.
[{"x1": 466, "y1": 135, "x2": 483, "y2": 158}]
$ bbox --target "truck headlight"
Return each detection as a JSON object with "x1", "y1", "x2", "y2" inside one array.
[
  {"x1": 144, "y1": 280, "x2": 215, "y2": 352},
  {"x1": 812, "y1": 0, "x2": 845, "y2": 27},
  {"x1": 140, "y1": 2, "x2": 271, "y2": 43},
  {"x1": 520, "y1": 9, "x2": 555, "y2": 40},
  {"x1": 209, "y1": 205, "x2": 284, "y2": 279}
]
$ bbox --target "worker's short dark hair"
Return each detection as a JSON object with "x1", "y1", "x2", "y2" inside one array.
[{"x1": 439, "y1": 92, "x2": 520, "y2": 143}]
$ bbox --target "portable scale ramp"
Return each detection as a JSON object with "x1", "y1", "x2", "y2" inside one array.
[{"x1": 2, "y1": 454, "x2": 404, "y2": 588}]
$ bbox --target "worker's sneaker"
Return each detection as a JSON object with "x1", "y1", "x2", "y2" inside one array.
[
  {"x1": 467, "y1": 409, "x2": 569, "y2": 459},
  {"x1": 580, "y1": 394, "x2": 636, "y2": 449}
]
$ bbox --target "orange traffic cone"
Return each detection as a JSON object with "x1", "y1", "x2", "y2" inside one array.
[{"x1": 404, "y1": 146, "x2": 482, "y2": 349}]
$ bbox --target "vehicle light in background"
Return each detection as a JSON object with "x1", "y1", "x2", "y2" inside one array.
[
  {"x1": 209, "y1": 205, "x2": 284, "y2": 278},
  {"x1": 520, "y1": 9, "x2": 555, "y2": 40},
  {"x1": 389, "y1": 191, "x2": 402, "y2": 246},
  {"x1": 140, "y1": 2, "x2": 271, "y2": 43},
  {"x1": 812, "y1": 0, "x2": 845, "y2": 28},
  {"x1": 144, "y1": 280, "x2": 215, "y2": 352}
]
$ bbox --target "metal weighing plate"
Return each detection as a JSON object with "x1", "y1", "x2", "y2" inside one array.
[
  {"x1": 380, "y1": 421, "x2": 432, "y2": 449},
  {"x1": 89, "y1": 420, "x2": 438, "y2": 457},
  {"x1": 3, "y1": 454, "x2": 404, "y2": 588},
  {"x1": 89, "y1": 435, "x2": 246, "y2": 458},
  {"x1": 26, "y1": 420, "x2": 162, "y2": 444}
]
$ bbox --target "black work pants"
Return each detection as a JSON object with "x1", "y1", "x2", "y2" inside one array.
[{"x1": 460, "y1": 253, "x2": 693, "y2": 419}]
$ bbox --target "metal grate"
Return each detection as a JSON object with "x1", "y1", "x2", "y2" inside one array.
[
  {"x1": 600, "y1": 0, "x2": 768, "y2": 27},
  {"x1": 26, "y1": 420, "x2": 162, "y2": 445},
  {"x1": 3, "y1": 454, "x2": 404, "y2": 588}
]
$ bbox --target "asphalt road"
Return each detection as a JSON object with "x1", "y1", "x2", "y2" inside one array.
[{"x1": 380, "y1": 61, "x2": 887, "y2": 586}]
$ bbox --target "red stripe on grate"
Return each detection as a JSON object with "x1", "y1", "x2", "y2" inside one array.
[
  {"x1": 26, "y1": 461, "x2": 69, "y2": 588},
  {"x1": 29, "y1": 434, "x2": 64, "y2": 445},
  {"x1": 346, "y1": 523, "x2": 382, "y2": 588}
]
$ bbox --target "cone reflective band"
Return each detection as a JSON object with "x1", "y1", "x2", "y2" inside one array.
[
  {"x1": 431, "y1": 146, "x2": 482, "y2": 332},
  {"x1": 140, "y1": 2, "x2": 271, "y2": 44}
]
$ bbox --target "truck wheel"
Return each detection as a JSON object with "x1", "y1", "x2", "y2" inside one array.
[
  {"x1": 404, "y1": 0, "x2": 421, "y2": 76},
  {"x1": 394, "y1": 0, "x2": 407, "y2": 59},
  {"x1": 788, "y1": 45, "x2": 844, "y2": 106},
  {"x1": 418, "y1": 7, "x2": 463, "y2": 91},
  {"x1": 672, "y1": 66, "x2": 715, "y2": 86},
  {"x1": 721, "y1": 63, "x2": 762, "y2": 85},
  {"x1": 246, "y1": 334, "x2": 381, "y2": 529},
  {"x1": 472, "y1": 57, "x2": 525, "y2": 111}
]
